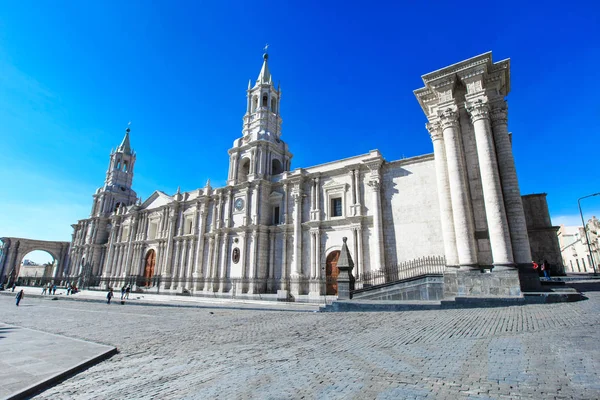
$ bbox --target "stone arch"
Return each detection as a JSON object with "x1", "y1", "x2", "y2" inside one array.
[
  {"x1": 238, "y1": 157, "x2": 251, "y2": 183},
  {"x1": 0, "y1": 237, "x2": 70, "y2": 286},
  {"x1": 271, "y1": 158, "x2": 283, "y2": 175}
]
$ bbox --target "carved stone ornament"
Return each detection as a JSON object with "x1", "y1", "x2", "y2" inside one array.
[
  {"x1": 367, "y1": 179, "x2": 380, "y2": 191},
  {"x1": 466, "y1": 99, "x2": 489, "y2": 122},
  {"x1": 438, "y1": 108, "x2": 459, "y2": 130},
  {"x1": 490, "y1": 105, "x2": 508, "y2": 126},
  {"x1": 426, "y1": 121, "x2": 443, "y2": 142},
  {"x1": 232, "y1": 247, "x2": 240, "y2": 264}
]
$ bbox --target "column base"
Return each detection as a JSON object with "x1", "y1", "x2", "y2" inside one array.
[{"x1": 492, "y1": 262, "x2": 516, "y2": 271}]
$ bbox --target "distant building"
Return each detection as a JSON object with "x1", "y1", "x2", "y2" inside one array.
[{"x1": 558, "y1": 217, "x2": 600, "y2": 273}]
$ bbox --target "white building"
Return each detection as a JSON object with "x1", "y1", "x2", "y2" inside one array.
[
  {"x1": 558, "y1": 217, "x2": 600, "y2": 273},
  {"x1": 63, "y1": 51, "x2": 540, "y2": 300}
]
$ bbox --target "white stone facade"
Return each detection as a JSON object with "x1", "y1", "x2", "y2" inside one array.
[
  {"x1": 67, "y1": 51, "x2": 532, "y2": 297},
  {"x1": 558, "y1": 218, "x2": 600, "y2": 273}
]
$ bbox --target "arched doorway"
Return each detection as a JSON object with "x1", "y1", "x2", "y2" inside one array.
[
  {"x1": 143, "y1": 249, "x2": 156, "y2": 286},
  {"x1": 19, "y1": 250, "x2": 56, "y2": 286},
  {"x1": 326, "y1": 251, "x2": 341, "y2": 295}
]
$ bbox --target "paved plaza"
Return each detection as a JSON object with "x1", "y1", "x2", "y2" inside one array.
[{"x1": 1, "y1": 287, "x2": 600, "y2": 399}]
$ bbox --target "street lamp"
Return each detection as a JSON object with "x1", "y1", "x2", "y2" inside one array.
[{"x1": 578, "y1": 192, "x2": 600, "y2": 276}]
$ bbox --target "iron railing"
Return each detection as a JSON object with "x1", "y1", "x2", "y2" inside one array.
[{"x1": 353, "y1": 255, "x2": 446, "y2": 290}]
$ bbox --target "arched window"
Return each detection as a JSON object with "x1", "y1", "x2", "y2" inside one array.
[
  {"x1": 123, "y1": 161, "x2": 128, "y2": 172},
  {"x1": 271, "y1": 158, "x2": 283, "y2": 175},
  {"x1": 262, "y1": 94, "x2": 268, "y2": 107},
  {"x1": 114, "y1": 202, "x2": 122, "y2": 212},
  {"x1": 252, "y1": 96, "x2": 258, "y2": 112},
  {"x1": 116, "y1": 161, "x2": 121, "y2": 170},
  {"x1": 238, "y1": 158, "x2": 251, "y2": 183},
  {"x1": 271, "y1": 98, "x2": 277, "y2": 113}
]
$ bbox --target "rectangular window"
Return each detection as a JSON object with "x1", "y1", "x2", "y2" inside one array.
[
  {"x1": 185, "y1": 219, "x2": 193, "y2": 235},
  {"x1": 148, "y1": 222, "x2": 158, "y2": 240},
  {"x1": 273, "y1": 206, "x2": 280, "y2": 225},
  {"x1": 331, "y1": 198, "x2": 342, "y2": 217}
]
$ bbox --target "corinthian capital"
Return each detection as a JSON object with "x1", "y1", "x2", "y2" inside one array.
[
  {"x1": 367, "y1": 179, "x2": 380, "y2": 191},
  {"x1": 437, "y1": 107, "x2": 459, "y2": 130},
  {"x1": 490, "y1": 104, "x2": 508, "y2": 126},
  {"x1": 426, "y1": 121, "x2": 443, "y2": 142},
  {"x1": 466, "y1": 99, "x2": 489, "y2": 122}
]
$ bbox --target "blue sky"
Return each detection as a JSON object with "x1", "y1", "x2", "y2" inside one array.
[{"x1": 1, "y1": 1, "x2": 599, "y2": 263}]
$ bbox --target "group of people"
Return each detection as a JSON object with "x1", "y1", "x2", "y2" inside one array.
[
  {"x1": 106, "y1": 284, "x2": 131, "y2": 304},
  {"x1": 533, "y1": 260, "x2": 551, "y2": 278},
  {"x1": 41, "y1": 283, "x2": 57, "y2": 295}
]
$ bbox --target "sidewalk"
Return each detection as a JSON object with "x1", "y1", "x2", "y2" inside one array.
[
  {"x1": 0, "y1": 286, "x2": 322, "y2": 312},
  {"x1": 0, "y1": 322, "x2": 116, "y2": 400}
]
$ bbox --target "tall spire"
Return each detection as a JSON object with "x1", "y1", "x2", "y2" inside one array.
[
  {"x1": 256, "y1": 44, "x2": 272, "y2": 84},
  {"x1": 117, "y1": 122, "x2": 132, "y2": 155}
]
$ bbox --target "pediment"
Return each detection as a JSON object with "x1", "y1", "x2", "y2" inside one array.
[{"x1": 140, "y1": 191, "x2": 173, "y2": 210}]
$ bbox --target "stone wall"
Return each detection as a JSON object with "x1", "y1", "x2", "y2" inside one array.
[
  {"x1": 381, "y1": 155, "x2": 444, "y2": 265},
  {"x1": 522, "y1": 193, "x2": 564, "y2": 275}
]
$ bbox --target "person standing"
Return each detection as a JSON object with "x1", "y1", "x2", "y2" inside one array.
[
  {"x1": 125, "y1": 285, "x2": 131, "y2": 299},
  {"x1": 66, "y1": 284, "x2": 71, "y2": 295},
  {"x1": 107, "y1": 289, "x2": 114, "y2": 304},
  {"x1": 52, "y1": 284, "x2": 57, "y2": 295},
  {"x1": 11, "y1": 282, "x2": 16, "y2": 292},
  {"x1": 42, "y1": 283, "x2": 48, "y2": 295},
  {"x1": 15, "y1": 289, "x2": 24, "y2": 306},
  {"x1": 120, "y1": 285, "x2": 126, "y2": 300}
]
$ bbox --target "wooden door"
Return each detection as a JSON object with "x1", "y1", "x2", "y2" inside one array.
[
  {"x1": 326, "y1": 251, "x2": 341, "y2": 295},
  {"x1": 144, "y1": 250, "x2": 156, "y2": 286}
]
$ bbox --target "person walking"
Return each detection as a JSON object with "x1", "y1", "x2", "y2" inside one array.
[
  {"x1": 542, "y1": 260, "x2": 551, "y2": 279},
  {"x1": 15, "y1": 289, "x2": 24, "y2": 306},
  {"x1": 107, "y1": 289, "x2": 114, "y2": 304},
  {"x1": 125, "y1": 285, "x2": 131, "y2": 299},
  {"x1": 52, "y1": 284, "x2": 57, "y2": 295},
  {"x1": 42, "y1": 283, "x2": 48, "y2": 295},
  {"x1": 11, "y1": 282, "x2": 16, "y2": 292},
  {"x1": 66, "y1": 284, "x2": 71, "y2": 296},
  {"x1": 120, "y1": 285, "x2": 126, "y2": 300}
]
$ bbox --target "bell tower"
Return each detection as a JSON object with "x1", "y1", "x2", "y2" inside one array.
[
  {"x1": 91, "y1": 124, "x2": 138, "y2": 217},
  {"x1": 227, "y1": 47, "x2": 293, "y2": 185}
]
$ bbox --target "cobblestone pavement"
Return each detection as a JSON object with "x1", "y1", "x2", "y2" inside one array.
[{"x1": 1, "y1": 292, "x2": 600, "y2": 399}]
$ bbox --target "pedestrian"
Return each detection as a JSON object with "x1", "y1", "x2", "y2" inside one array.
[
  {"x1": 107, "y1": 288, "x2": 114, "y2": 304},
  {"x1": 11, "y1": 282, "x2": 16, "y2": 292},
  {"x1": 15, "y1": 289, "x2": 24, "y2": 306},
  {"x1": 66, "y1": 284, "x2": 71, "y2": 296},
  {"x1": 42, "y1": 283, "x2": 48, "y2": 295},
  {"x1": 120, "y1": 285, "x2": 126, "y2": 300},
  {"x1": 542, "y1": 260, "x2": 550, "y2": 279},
  {"x1": 52, "y1": 284, "x2": 57, "y2": 295},
  {"x1": 125, "y1": 285, "x2": 131, "y2": 299}
]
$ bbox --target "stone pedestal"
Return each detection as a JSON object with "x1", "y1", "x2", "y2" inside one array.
[
  {"x1": 336, "y1": 237, "x2": 356, "y2": 300},
  {"x1": 444, "y1": 268, "x2": 522, "y2": 298}
]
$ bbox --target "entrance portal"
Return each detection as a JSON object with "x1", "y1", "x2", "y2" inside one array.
[
  {"x1": 143, "y1": 250, "x2": 156, "y2": 286},
  {"x1": 326, "y1": 250, "x2": 341, "y2": 295}
]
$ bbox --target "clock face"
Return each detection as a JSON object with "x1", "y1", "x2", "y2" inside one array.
[{"x1": 234, "y1": 198, "x2": 245, "y2": 211}]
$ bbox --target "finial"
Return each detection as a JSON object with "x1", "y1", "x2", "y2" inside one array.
[
  {"x1": 126, "y1": 121, "x2": 131, "y2": 133},
  {"x1": 263, "y1": 43, "x2": 269, "y2": 60},
  {"x1": 248, "y1": 79, "x2": 252, "y2": 90},
  {"x1": 205, "y1": 178, "x2": 211, "y2": 188},
  {"x1": 343, "y1": 237, "x2": 347, "y2": 243},
  {"x1": 176, "y1": 186, "x2": 181, "y2": 194}
]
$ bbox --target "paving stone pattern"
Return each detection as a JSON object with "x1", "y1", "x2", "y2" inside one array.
[{"x1": 1, "y1": 293, "x2": 600, "y2": 399}]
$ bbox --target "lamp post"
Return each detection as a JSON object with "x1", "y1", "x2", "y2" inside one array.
[{"x1": 578, "y1": 192, "x2": 600, "y2": 276}]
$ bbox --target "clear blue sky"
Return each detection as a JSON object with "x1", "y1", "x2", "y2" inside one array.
[{"x1": 1, "y1": 1, "x2": 599, "y2": 263}]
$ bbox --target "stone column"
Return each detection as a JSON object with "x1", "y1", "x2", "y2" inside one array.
[
  {"x1": 205, "y1": 236, "x2": 215, "y2": 292},
  {"x1": 490, "y1": 102, "x2": 532, "y2": 265},
  {"x1": 367, "y1": 179, "x2": 385, "y2": 270},
  {"x1": 315, "y1": 230, "x2": 321, "y2": 278},
  {"x1": 467, "y1": 99, "x2": 514, "y2": 267},
  {"x1": 356, "y1": 227, "x2": 363, "y2": 279},
  {"x1": 292, "y1": 193, "x2": 303, "y2": 277},
  {"x1": 268, "y1": 230, "x2": 275, "y2": 279},
  {"x1": 438, "y1": 107, "x2": 478, "y2": 267},
  {"x1": 193, "y1": 203, "x2": 207, "y2": 284},
  {"x1": 310, "y1": 231, "x2": 316, "y2": 278},
  {"x1": 219, "y1": 233, "x2": 229, "y2": 292},
  {"x1": 248, "y1": 230, "x2": 259, "y2": 293},
  {"x1": 427, "y1": 121, "x2": 459, "y2": 267},
  {"x1": 280, "y1": 232, "x2": 288, "y2": 290}
]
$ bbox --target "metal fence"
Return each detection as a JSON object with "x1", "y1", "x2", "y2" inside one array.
[{"x1": 354, "y1": 255, "x2": 446, "y2": 290}]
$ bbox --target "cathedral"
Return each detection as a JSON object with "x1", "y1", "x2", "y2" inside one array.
[{"x1": 65, "y1": 51, "x2": 538, "y2": 300}]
